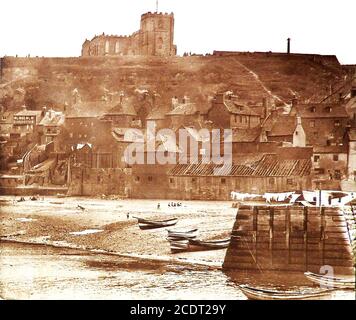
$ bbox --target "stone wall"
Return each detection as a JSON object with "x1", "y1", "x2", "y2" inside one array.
[{"x1": 223, "y1": 205, "x2": 355, "y2": 275}]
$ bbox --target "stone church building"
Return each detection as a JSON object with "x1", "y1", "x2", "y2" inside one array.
[{"x1": 81, "y1": 12, "x2": 177, "y2": 57}]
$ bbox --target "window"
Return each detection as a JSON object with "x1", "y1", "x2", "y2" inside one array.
[
  {"x1": 269, "y1": 178, "x2": 275, "y2": 185},
  {"x1": 287, "y1": 178, "x2": 294, "y2": 185},
  {"x1": 135, "y1": 176, "x2": 140, "y2": 182},
  {"x1": 314, "y1": 155, "x2": 320, "y2": 162},
  {"x1": 169, "y1": 178, "x2": 174, "y2": 184},
  {"x1": 310, "y1": 107, "x2": 316, "y2": 113},
  {"x1": 333, "y1": 154, "x2": 339, "y2": 161},
  {"x1": 192, "y1": 178, "x2": 196, "y2": 183},
  {"x1": 148, "y1": 176, "x2": 153, "y2": 182},
  {"x1": 310, "y1": 120, "x2": 315, "y2": 127},
  {"x1": 334, "y1": 120, "x2": 340, "y2": 127},
  {"x1": 221, "y1": 178, "x2": 226, "y2": 184}
]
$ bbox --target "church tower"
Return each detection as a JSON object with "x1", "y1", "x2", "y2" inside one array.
[{"x1": 139, "y1": 12, "x2": 176, "y2": 56}]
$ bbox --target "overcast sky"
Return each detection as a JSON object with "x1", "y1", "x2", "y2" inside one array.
[{"x1": 0, "y1": 0, "x2": 355, "y2": 64}]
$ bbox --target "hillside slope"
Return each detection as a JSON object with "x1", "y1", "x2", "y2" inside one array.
[{"x1": 0, "y1": 53, "x2": 348, "y2": 115}]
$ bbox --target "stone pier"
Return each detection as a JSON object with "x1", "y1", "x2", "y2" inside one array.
[{"x1": 223, "y1": 205, "x2": 355, "y2": 275}]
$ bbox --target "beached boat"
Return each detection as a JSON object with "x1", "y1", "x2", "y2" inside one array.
[
  {"x1": 169, "y1": 239, "x2": 190, "y2": 253},
  {"x1": 168, "y1": 238, "x2": 230, "y2": 253},
  {"x1": 167, "y1": 228, "x2": 198, "y2": 239},
  {"x1": 188, "y1": 238, "x2": 230, "y2": 249},
  {"x1": 134, "y1": 217, "x2": 178, "y2": 230},
  {"x1": 304, "y1": 272, "x2": 355, "y2": 289},
  {"x1": 239, "y1": 285, "x2": 334, "y2": 300}
]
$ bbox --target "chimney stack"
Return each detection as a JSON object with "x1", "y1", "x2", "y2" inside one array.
[{"x1": 287, "y1": 38, "x2": 291, "y2": 54}]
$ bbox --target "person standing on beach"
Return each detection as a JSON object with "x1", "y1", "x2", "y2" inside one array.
[{"x1": 127, "y1": 212, "x2": 130, "y2": 219}]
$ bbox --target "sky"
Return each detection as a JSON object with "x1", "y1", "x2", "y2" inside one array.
[{"x1": 0, "y1": 0, "x2": 355, "y2": 64}]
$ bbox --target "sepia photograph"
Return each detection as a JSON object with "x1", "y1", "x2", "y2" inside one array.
[{"x1": 0, "y1": 0, "x2": 355, "y2": 305}]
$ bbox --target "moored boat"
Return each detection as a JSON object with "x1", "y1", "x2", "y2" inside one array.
[
  {"x1": 134, "y1": 217, "x2": 178, "y2": 230},
  {"x1": 239, "y1": 285, "x2": 334, "y2": 300},
  {"x1": 304, "y1": 272, "x2": 355, "y2": 289}
]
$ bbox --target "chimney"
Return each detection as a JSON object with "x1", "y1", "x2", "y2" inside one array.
[
  {"x1": 171, "y1": 96, "x2": 179, "y2": 109},
  {"x1": 119, "y1": 91, "x2": 124, "y2": 104},
  {"x1": 183, "y1": 96, "x2": 190, "y2": 104},
  {"x1": 287, "y1": 38, "x2": 291, "y2": 54},
  {"x1": 297, "y1": 116, "x2": 302, "y2": 126}
]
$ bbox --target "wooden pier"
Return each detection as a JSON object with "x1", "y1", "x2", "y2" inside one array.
[{"x1": 223, "y1": 205, "x2": 355, "y2": 275}]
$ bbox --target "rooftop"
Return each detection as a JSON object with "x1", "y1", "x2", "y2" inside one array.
[
  {"x1": 169, "y1": 154, "x2": 311, "y2": 177},
  {"x1": 268, "y1": 116, "x2": 297, "y2": 137}
]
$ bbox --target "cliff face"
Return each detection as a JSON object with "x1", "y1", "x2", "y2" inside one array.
[{"x1": 0, "y1": 53, "x2": 348, "y2": 115}]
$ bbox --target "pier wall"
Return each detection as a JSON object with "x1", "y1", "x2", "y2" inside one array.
[{"x1": 223, "y1": 205, "x2": 355, "y2": 275}]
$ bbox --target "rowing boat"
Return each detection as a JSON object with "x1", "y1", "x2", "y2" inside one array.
[
  {"x1": 239, "y1": 285, "x2": 334, "y2": 300},
  {"x1": 167, "y1": 228, "x2": 198, "y2": 239},
  {"x1": 134, "y1": 217, "x2": 178, "y2": 230},
  {"x1": 188, "y1": 238, "x2": 230, "y2": 249},
  {"x1": 169, "y1": 238, "x2": 230, "y2": 253},
  {"x1": 304, "y1": 272, "x2": 355, "y2": 289}
]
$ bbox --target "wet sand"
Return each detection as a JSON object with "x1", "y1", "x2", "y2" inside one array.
[{"x1": 0, "y1": 196, "x2": 237, "y2": 267}]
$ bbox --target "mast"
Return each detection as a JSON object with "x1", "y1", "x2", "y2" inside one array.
[{"x1": 156, "y1": 0, "x2": 158, "y2": 12}]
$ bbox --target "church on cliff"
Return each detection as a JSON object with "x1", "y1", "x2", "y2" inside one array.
[{"x1": 81, "y1": 11, "x2": 177, "y2": 57}]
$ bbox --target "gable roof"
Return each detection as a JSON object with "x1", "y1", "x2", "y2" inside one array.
[
  {"x1": 223, "y1": 100, "x2": 260, "y2": 116},
  {"x1": 15, "y1": 109, "x2": 42, "y2": 117},
  {"x1": 39, "y1": 110, "x2": 65, "y2": 126}
]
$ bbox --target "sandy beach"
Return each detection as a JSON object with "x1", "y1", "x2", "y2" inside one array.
[{"x1": 0, "y1": 196, "x2": 237, "y2": 267}]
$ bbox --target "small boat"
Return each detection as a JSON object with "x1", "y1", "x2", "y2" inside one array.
[
  {"x1": 167, "y1": 228, "x2": 198, "y2": 239},
  {"x1": 239, "y1": 285, "x2": 334, "y2": 300},
  {"x1": 188, "y1": 238, "x2": 230, "y2": 250},
  {"x1": 168, "y1": 238, "x2": 230, "y2": 253},
  {"x1": 169, "y1": 239, "x2": 190, "y2": 253},
  {"x1": 304, "y1": 272, "x2": 355, "y2": 289},
  {"x1": 134, "y1": 217, "x2": 178, "y2": 230}
]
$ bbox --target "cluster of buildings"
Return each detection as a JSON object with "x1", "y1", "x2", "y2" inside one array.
[
  {"x1": 1, "y1": 10, "x2": 356, "y2": 199},
  {"x1": 1, "y1": 81, "x2": 356, "y2": 199}
]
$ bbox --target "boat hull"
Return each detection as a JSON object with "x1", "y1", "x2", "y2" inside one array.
[
  {"x1": 239, "y1": 285, "x2": 333, "y2": 300},
  {"x1": 304, "y1": 272, "x2": 356, "y2": 289}
]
